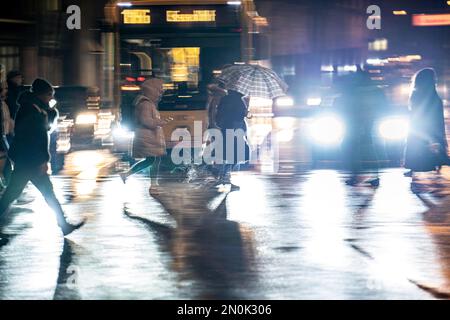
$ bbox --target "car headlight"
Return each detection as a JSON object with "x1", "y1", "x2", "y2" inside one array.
[
  {"x1": 275, "y1": 96, "x2": 294, "y2": 107},
  {"x1": 306, "y1": 97, "x2": 322, "y2": 106},
  {"x1": 379, "y1": 117, "x2": 409, "y2": 140},
  {"x1": 76, "y1": 114, "x2": 97, "y2": 125},
  {"x1": 309, "y1": 115, "x2": 345, "y2": 145}
]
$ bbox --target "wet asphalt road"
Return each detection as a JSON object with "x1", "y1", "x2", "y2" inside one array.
[{"x1": 0, "y1": 150, "x2": 450, "y2": 299}]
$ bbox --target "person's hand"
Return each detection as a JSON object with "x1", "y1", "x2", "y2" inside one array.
[
  {"x1": 160, "y1": 117, "x2": 173, "y2": 126},
  {"x1": 39, "y1": 163, "x2": 49, "y2": 175}
]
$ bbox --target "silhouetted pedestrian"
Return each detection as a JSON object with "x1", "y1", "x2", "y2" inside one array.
[
  {"x1": 404, "y1": 68, "x2": 448, "y2": 177},
  {"x1": 335, "y1": 70, "x2": 387, "y2": 186},
  {"x1": 215, "y1": 90, "x2": 250, "y2": 190},
  {"x1": 6, "y1": 70, "x2": 24, "y2": 120},
  {"x1": 0, "y1": 78, "x2": 85, "y2": 236},
  {"x1": 120, "y1": 78, "x2": 170, "y2": 195}
]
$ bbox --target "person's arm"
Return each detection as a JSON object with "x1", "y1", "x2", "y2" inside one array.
[
  {"x1": 47, "y1": 107, "x2": 59, "y2": 133},
  {"x1": 137, "y1": 101, "x2": 166, "y2": 129}
]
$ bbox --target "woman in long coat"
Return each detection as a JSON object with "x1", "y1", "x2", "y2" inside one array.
[
  {"x1": 404, "y1": 68, "x2": 448, "y2": 176},
  {"x1": 120, "y1": 78, "x2": 168, "y2": 189}
]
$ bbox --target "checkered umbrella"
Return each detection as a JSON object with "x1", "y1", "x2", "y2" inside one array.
[{"x1": 217, "y1": 64, "x2": 288, "y2": 99}]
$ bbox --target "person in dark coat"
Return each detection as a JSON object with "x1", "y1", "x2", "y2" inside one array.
[
  {"x1": 6, "y1": 70, "x2": 24, "y2": 120},
  {"x1": 215, "y1": 90, "x2": 250, "y2": 190},
  {"x1": 0, "y1": 78, "x2": 85, "y2": 236},
  {"x1": 335, "y1": 70, "x2": 387, "y2": 187},
  {"x1": 404, "y1": 68, "x2": 448, "y2": 177}
]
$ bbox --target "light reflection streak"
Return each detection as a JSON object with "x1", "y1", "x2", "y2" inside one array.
[{"x1": 299, "y1": 170, "x2": 350, "y2": 268}]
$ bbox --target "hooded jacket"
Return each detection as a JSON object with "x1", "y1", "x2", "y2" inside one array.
[
  {"x1": 132, "y1": 79, "x2": 166, "y2": 158},
  {"x1": 8, "y1": 91, "x2": 58, "y2": 167}
]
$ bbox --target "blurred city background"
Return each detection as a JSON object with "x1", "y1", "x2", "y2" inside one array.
[
  {"x1": 1, "y1": 0, "x2": 450, "y2": 300},
  {"x1": 0, "y1": 0, "x2": 449, "y2": 172}
]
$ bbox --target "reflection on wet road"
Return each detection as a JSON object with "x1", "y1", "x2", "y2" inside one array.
[{"x1": 1, "y1": 151, "x2": 450, "y2": 299}]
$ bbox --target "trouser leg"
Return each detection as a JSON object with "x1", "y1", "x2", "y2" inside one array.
[
  {"x1": 149, "y1": 157, "x2": 160, "y2": 185},
  {"x1": 3, "y1": 158, "x2": 12, "y2": 185},
  {"x1": 0, "y1": 154, "x2": 7, "y2": 187},
  {"x1": 31, "y1": 172, "x2": 67, "y2": 226},
  {"x1": 127, "y1": 157, "x2": 154, "y2": 176},
  {"x1": 0, "y1": 168, "x2": 30, "y2": 218},
  {"x1": 220, "y1": 164, "x2": 233, "y2": 182}
]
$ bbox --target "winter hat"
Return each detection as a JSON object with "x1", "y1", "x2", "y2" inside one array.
[
  {"x1": 7, "y1": 70, "x2": 22, "y2": 81},
  {"x1": 31, "y1": 78, "x2": 54, "y2": 95}
]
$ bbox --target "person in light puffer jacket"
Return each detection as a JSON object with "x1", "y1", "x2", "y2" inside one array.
[{"x1": 120, "y1": 78, "x2": 169, "y2": 193}]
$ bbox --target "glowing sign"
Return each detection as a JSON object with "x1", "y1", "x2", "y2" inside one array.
[
  {"x1": 121, "y1": 9, "x2": 151, "y2": 24},
  {"x1": 166, "y1": 10, "x2": 216, "y2": 23},
  {"x1": 412, "y1": 14, "x2": 450, "y2": 26}
]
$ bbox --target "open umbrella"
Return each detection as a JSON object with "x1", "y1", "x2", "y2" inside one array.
[{"x1": 217, "y1": 64, "x2": 288, "y2": 99}]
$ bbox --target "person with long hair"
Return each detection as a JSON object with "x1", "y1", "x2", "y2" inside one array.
[{"x1": 404, "y1": 68, "x2": 448, "y2": 177}]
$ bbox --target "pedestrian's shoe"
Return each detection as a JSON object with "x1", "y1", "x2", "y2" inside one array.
[
  {"x1": 0, "y1": 234, "x2": 8, "y2": 246},
  {"x1": 403, "y1": 170, "x2": 413, "y2": 177},
  {"x1": 345, "y1": 178, "x2": 359, "y2": 186},
  {"x1": 60, "y1": 220, "x2": 86, "y2": 237},
  {"x1": 14, "y1": 195, "x2": 34, "y2": 205},
  {"x1": 367, "y1": 178, "x2": 380, "y2": 187},
  {"x1": 230, "y1": 183, "x2": 241, "y2": 191},
  {"x1": 119, "y1": 173, "x2": 128, "y2": 184}
]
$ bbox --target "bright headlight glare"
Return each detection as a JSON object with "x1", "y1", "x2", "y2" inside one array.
[
  {"x1": 307, "y1": 97, "x2": 322, "y2": 106},
  {"x1": 76, "y1": 114, "x2": 97, "y2": 125},
  {"x1": 309, "y1": 115, "x2": 345, "y2": 145},
  {"x1": 379, "y1": 117, "x2": 409, "y2": 140},
  {"x1": 276, "y1": 96, "x2": 294, "y2": 107}
]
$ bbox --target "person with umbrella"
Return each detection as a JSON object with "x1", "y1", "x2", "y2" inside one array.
[
  {"x1": 215, "y1": 89, "x2": 250, "y2": 190},
  {"x1": 215, "y1": 64, "x2": 288, "y2": 188}
]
